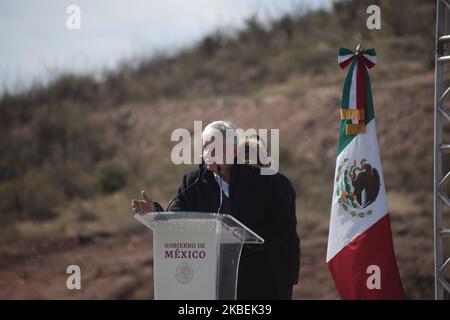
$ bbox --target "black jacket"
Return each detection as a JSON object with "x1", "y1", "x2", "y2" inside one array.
[
  {"x1": 162, "y1": 164, "x2": 300, "y2": 300},
  {"x1": 160, "y1": 164, "x2": 300, "y2": 299}
]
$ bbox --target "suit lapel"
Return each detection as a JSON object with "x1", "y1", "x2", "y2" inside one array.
[{"x1": 201, "y1": 170, "x2": 221, "y2": 212}]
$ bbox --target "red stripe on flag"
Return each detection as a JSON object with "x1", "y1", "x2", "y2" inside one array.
[
  {"x1": 364, "y1": 57, "x2": 375, "y2": 69},
  {"x1": 327, "y1": 214, "x2": 405, "y2": 300},
  {"x1": 356, "y1": 55, "x2": 366, "y2": 113},
  {"x1": 339, "y1": 57, "x2": 353, "y2": 69}
]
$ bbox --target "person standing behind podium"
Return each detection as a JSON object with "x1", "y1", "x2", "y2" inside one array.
[{"x1": 131, "y1": 120, "x2": 300, "y2": 300}]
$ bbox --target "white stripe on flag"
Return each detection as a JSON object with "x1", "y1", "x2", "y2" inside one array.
[
  {"x1": 338, "y1": 54, "x2": 353, "y2": 65},
  {"x1": 363, "y1": 54, "x2": 377, "y2": 65},
  {"x1": 349, "y1": 64, "x2": 358, "y2": 123}
]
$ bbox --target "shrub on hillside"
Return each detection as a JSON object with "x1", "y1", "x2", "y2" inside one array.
[
  {"x1": 0, "y1": 168, "x2": 65, "y2": 221},
  {"x1": 96, "y1": 163, "x2": 128, "y2": 194}
]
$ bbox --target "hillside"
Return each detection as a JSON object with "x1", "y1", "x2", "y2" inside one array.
[{"x1": 0, "y1": 0, "x2": 442, "y2": 299}]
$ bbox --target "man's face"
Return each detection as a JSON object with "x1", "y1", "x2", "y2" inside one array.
[
  {"x1": 202, "y1": 138, "x2": 233, "y2": 173},
  {"x1": 202, "y1": 139, "x2": 220, "y2": 173}
]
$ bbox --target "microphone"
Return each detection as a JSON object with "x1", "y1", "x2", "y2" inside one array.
[
  {"x1": 216, "y1": 165, "x2": 223, "y2": 214},
  {"x1": 166, "y1": 156, "x2": 206, "y2": 211}
]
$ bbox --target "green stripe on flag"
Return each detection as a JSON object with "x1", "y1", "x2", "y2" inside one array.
[
  {"x1": 341, "y1": 59, "x2": 356, "y2": 108},
  {"x1": 339, "y1": 47, "x2": 353, "y2": 56},
  {"x1": 364, "y1": 48, "x2": 376, "y2": 57},
  {"x1": 364, "y1": 66, "x2": 375, "y2": 122}
]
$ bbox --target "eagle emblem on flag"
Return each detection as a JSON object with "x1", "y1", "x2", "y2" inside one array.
[{"x1": 335, "y1": 158, "x2": 380, "y2": 218}]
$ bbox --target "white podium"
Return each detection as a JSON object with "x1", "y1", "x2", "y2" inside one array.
[{"x1": 135, "y1": 211, "x2": 264, "y2": 300}]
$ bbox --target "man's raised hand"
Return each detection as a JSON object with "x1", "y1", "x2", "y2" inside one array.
[{"x1": 131, "y1": 190, "x2": 155, "y2": 214}]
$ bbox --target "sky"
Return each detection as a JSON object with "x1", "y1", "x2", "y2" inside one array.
[{"x1": 0, "y1": 0, "x2": 332, "y2": 93}]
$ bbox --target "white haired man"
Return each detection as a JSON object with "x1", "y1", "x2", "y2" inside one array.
[{"x1": 131, "y1": 120, "x2": 300, "y2": 299}]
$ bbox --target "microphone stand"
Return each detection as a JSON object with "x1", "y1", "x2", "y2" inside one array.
[
  {"x1": 216, "y1": 165, "x2": 223, "y2": 214},
  {"x1": 166, "y1": 159, "x2": 206, "y2": 211}
]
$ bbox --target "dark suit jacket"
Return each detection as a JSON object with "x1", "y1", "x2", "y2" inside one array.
[{"x1": 159, "y1": 164, "x2": 300, "y2": 299}]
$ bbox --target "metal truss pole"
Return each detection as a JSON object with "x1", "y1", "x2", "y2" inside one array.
[{"x1": 435, "y1": 0, "x2": 450, "y2": 300}]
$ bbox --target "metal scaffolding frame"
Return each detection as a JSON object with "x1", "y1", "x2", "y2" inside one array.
[{"x1": 435, "y1": 0, "x2": 450, "y2": 300}]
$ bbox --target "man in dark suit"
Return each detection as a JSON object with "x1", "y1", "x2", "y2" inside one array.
[{"x1": 132, "y1": 121, "x2": 300, "y2": 299}]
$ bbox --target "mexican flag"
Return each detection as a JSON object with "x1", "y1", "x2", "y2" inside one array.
[{"x1": 326, "y1": 47, "x2": 404, "y2": 299}]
